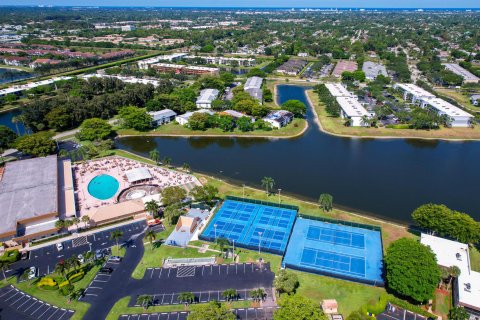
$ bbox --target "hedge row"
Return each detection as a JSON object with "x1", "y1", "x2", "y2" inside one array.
[{"x1": 0, "y1": 250, "x2": 20, "y2": 263}]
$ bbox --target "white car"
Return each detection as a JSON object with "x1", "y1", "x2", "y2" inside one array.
[
  {"x1": 77, "y1": 254, "x2": 85, "y2": 264},
  {"x1": 56, "y1": 243, "x2": 63, "y2": 251},
  {"x1": 28, "y1": 266, "x2": 36, "y2": 279}
]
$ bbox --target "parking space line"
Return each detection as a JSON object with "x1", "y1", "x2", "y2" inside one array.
[
  {"x1": 0, "y1": 287, "x2": 14, "y2": 298},
  {"x1": 37, "y1": 305, "x2": 51, "y2": 318},
  {"x1": 30, "y1": 303, "x2": 45, "y2": 316},
  {"x1": 158, "y1": 268, "x2": 163, "y2": 279},
  {"x1": 46, "y1": 307, "x2": 59, "y2": 320},
  {"x1": 56, "y1": 310, "x2": 67, "y2": 320},
  {"x1": 17, "y1": 296, "x2": 32, "y2": 309},
  {"x1": 23, "y1": 299, "x2": 39, "y2": 312},
  {"x1": 4, "y1": 291, "x2": 20, "y2": 302}
]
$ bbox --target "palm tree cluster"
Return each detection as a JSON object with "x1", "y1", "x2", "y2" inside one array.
[
  {"x1": 250, "y1": 288, "x2": 266, "y2": 303},
  {"x1": 222, "y1": 289, "x2": 238, "y2": 302},
  {"x1": 177, "y1": 292, "x2": 196, "y2": 308},
  {"x1": 261, "y1": 177, "x2": 275, "y2": 195}
]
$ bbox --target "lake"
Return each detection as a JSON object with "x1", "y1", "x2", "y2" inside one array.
[
  {"x1": 0, "y1": 67, "x2": 35, "y2": 85},
  {"x1": 0, "y1": 108, "x2": 26, "y2": 135},
  {"x1": 116, "y1": 85, "x2": 480, "y2": 223}
]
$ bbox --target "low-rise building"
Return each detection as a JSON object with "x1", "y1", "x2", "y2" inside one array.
[
  {"x1": 121, "y1": 25, "x2": 136, "y2": 32},
  {"x1": 336, "y1": 97, "x2": 370, "y2": 127},
  {"x1": 151, "y1": 63, "x2": 219, "y2": 75},
  {"x1": 276, "y1": 59, "x2": 308, "y2": 76},
  {"x1": 421, "y1": 234, "x2": 480, "y2": 318},
  {"x1": 220, "y1": 110, "x2": 255, "y2": 122},
  {"x1": 176, "y1": 109, "x2": 215, "y2": 126},
  {"x1": 196, "y1": 89, "x2": 220, "y2": 109},
  {"x1": 443, "y1": 63, "x2": 479, "y2": 84},
  {"x1": 332, "y1": 60, "x2": 358, "y2": 77},
  {"x1": 263, "y1": 110, "x2": 294, "y2": 129},
  {"x1": 148, "y1": 109, "x2": 177, "y2": 126},
  {"x1": 393, "y1": 83, "x2": 436, "y2": 104},
  {"x1": 419, "y1": 97, "x2": 473, "y2": 127},
  {"x1": 244, "y1": 76, "x2": 264, "y2": 102},
  {"x1": 29, "y1": 58, "x2": 61, "y2": 69},
  {"x1": 185, "y1": 55, "x2": 255, "y2": 67},
  {"x1": 137, "y1": 53, "x2": 187, "y2": 69},
  {"x1": 362, "y1": 61, "x2": 388, "y2": 80},
  {"x1": 324, "y1": 83, "x2": 354, "y2": 97}
]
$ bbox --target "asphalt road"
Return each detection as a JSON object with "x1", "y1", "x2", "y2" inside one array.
[{"x1": 4, "y1": 221, "x2": 148, "y2": 281}]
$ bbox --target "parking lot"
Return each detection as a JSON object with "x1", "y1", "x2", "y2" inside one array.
[
  {"x1": 9, "y1": 220, "x2": 148, "y2": 279},
  {"x1": 118, "y1": 307, "x2": 277, "y2": 320},
  {"x1": 0, "y1": 285, "x2": 75, "y2": 320},
  {"x1": 81, "y1": 256, "x2": 123, "y2": 303}
]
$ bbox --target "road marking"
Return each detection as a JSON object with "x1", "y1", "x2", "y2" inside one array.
[
  {"x1": 17, "y1": 296, "x2": 32, "y2": 309},
  {"x1": 38, "y1": 305, "x2": 51, "y2": 318},
  {"x1": 46, "y1": 307, "x2": 59, "y2": 320},
  {"x1": 30, "y1": 303, "x2": 44, "y2": 315},
  {"x1": 23, "y1": 300, "x2": 39, "y2": 312},
  {"x1": 158, "y1": 268, "x2": 163, "y2": 279},
  {"x1": 4, "y1": 291, "x2": 20, "y2": 302},
  {"x1": 0, "y1": 287, "x2": 14, "y2": 298}
]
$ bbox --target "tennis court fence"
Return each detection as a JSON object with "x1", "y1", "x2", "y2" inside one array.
[
  {"x1": 225, "y1": 196, "x2": 299, "y2": 212},
  {"x1": 198, "y1": 234, "x2": 286, "y2": 256},
  {"x1": 297, "y1": 214, "x2": 382, "y2": 232},
  {"x1": 283, "y1": 262, "x2": 385, "y2": 287}
]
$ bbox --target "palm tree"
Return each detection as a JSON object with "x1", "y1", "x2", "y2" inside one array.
[
  {"x1": 64, "y1": 219, "x2": 74, "y2": 230},
  {"x1": 11, "y1": 116, "x2": 20, "y2": 136},
  {"x1": 144, "y1": 200, "x2": 160, "y2": 217},
  {"x1": 216, "y1": 237, "x2": 230, "y2": 254},
  {"x1": 222, "y1": 289, "x2": 238, "y2": 302},
  {"x1": 84, "y1": 251, "x2": 94, "y2": 263},
  {"x1": 55, "y1": 220, "x2": 65, "y2": 230},
  {"x1": 81, "y1": 215, "x2": 90, "y2": 228},
  {"x1": 344, "y1": 118, "x2": 353, "y2": 127},
  {"x1": 250, "y1": 288, "x2": 265, "y2": 303},
  {"x1": 55, "y1": 261, "x2": 67, "y2": 279},
  {"x1": 177, "y1": 292, "x2": 196, "y2": 308},
  {"x1": 469, "y1": 117, "x2": 477, "y2": 128},
  {"x1": 261, "y1": 177, "x2": 275, "y2": 195},
  {"x1": 68, "y1": 289, "x2": 82, "y2": 303},
  {"x1": 361, "y1": 115, "x2": 371, "y2": 127},
  {"x1": 72, "y1": 217, "x2": 81, "y2": 230},
  {"x1": 182, "y1": 162, "x2": 191, "y2": 173},
  {"x1": 110, "y1": 230, "x2": 124, "y2": 250},
  {"x1": 137, "y1": 295, "x2": 154, "y2": 310},
  {"x1": 69, "y1": 255, "x2": 81, "y2": 271},
  {"x1": 318, "y1": 193, "x2": 333, "y2": 212},
  {"x1": 0, "y1": 261, "x2": 12, "y2": 283},
  {"x1": 149, "y1": 149, "x2": 160, "y2": 165},
  {"x1": 447, "y1": 265, "x2": 461, "y2": 290},
  {"x1": 162, "y1": 157, "x2": 172, "y2": 167},
  {"x1": 145, "y1": 229, "x2": 156, "y2": 251}
]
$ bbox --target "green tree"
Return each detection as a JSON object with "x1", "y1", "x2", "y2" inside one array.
[
  {"x1": 236, "y1": 116, "x2": 254, "y2": 132},
  {"x1": 261, "y1": 177, "x2": 275, "y2": 195},
  {"x1": 190, "y1": 185, "x2": 218, "y2": 202},
  {"x1": 15, "y1": 132, "x2": 56, "y2": 157},
  {"x1": 274, "y1": 269, "x2": 299, "y2": 295},
  {"x1": 144, "y1": 200, "x2": 160, "y2": 216},
  {"x1": 0, "y1": 125, "x2": 17, "y2": 149},
  {"x1": 187, "y1": 301, "x2": 236, "y2": 320},
  {"x1": 164, "y1": 204, "x2": 184, "y2": 226},
  {"x1": 274, "y1": 294, "x2": 328, "y2": 320},
  {"x1": 222, "y1": 288, "x2": 238, "y2": 302},
  {"x1": 250, "y1": 288, "x2": 266, "y2": 303},
  {"x1": 72, "y1": 217, "x2": 80, "y2": 230},
  {"x1": 449, "y1": 306, "x2": 469, "y2": 320},
  {"x1": 69, "y1": 255, "x2": 81, "y2": 271},
  {"x1": 0, "y1": 260, "x2": 12, "y2": 284},
  {"x1": 216, "y1": 237, "x2": 230, "y2": 253},
  {"x1": 247, "y1": 68, "x2": 267, "y2": 78},
  {"x1": 136, "y1": 295, "x2": 154, "y2": 311},
  {"x1": 412, "y1": 203, "x2": 480, "y2": 244},
  {"x1": 55, "y1": 220, "x2": 65, "y2": 230},
  {"x1": 81, "y1": 215, "x2": 90, "y2": 228},
  {"x1": 220, "y1": 72, "x2": 235, "y2": 87},
  {"x1": 55, "y1": 261, "x2": 67, "y2": 279},
  {"x1": 145, "y1": 229, "x2": 156, "y2": 251},
  {"x1": 182, "y1": 162, "x2": 191, "y2": 173},
  {"x1": 214, "y1": 114, "x2": 235, "y2": 132},
  {"x1": 76, "y1": 118, "x2": 113, "y2": 141},
  {"x1": 110, "y1": 229, "x2": 124, "y2": 250},
  {"x1": 318, "y1": 194, "x2": 333, "y2": 212},
  {"x1": 384, "y1": 238, "x2": 441, "y2": 303},
  {"x1": 177, "y1": 292, "x2": 196, "y2": 307},
  {"x1": 149, "y1": 149, "x2": 160, "y2": 164},
  {"x1": 188, "y1": 112, "x2": 212, "y2": 131},
  {"x1": 447, "y1": 265, "x2": 461, "y2": 290},
  {"x1": 282, "y1": 100, "x2": 307, "y2": 117},
  {"x1": 160, "y1": 186, "x2": 187, "y2": 206},
  {"x1": 119, "y1": 106, "x2": 153, "y2": 131}
]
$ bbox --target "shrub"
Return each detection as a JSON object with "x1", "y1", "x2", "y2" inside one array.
[
  {"x1": 68, "y1": 272, "x2": 85, "y2": 283},
  {"x1": 37, "y1": 277, "x2": 58, "y2": 289},
  {"x1": 366, "y1": 295, "x2": 389, "y2": 315},
  {"x1": 386, "y1": 124, "x2": 411, "y2": 129},
  {"x1": 59, "y1": 284, "x2": 74, "y2": 296},
  {"x1": 0, "y1": 249, "x2": 20, "y2": 263},
  {"x1": 58, "y1": 280, "x2": 70, "y2": 288}
]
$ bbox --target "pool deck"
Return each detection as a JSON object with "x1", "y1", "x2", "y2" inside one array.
[{"x1": 73, "y1": 156, "x2": 201, "y2": 221}]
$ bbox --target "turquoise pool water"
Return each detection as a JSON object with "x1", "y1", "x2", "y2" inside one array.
[{"x1": 87, "y1": 174, "x2": 120, "y2": 200}]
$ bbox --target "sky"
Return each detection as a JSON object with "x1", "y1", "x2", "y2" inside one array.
[{"x1": 1, "y1": 0, "x2": 479, "y2": 8}]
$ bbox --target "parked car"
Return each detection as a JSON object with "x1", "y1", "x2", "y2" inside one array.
[
  {"x1": 77, "y1": 254, "x2": 84, "y2": 264},
  {"x1": 56, "y1": 243, "x2": 63, "y2": 251},
  {"x1": 95, "y1": 249, "x2": 104, "y2": 260},
  {"x1": 20, "y1": 251, "x2": 29, "y2": 260},
  {"x1": 108, "y1": 256, "x2": 121, "y2": 263},
  {"x1": 98, "y1": 267, "x2": 113, "y2": 274},
  {"x1": 27, "y1": 266, "x2": 37, "y2": 279}
]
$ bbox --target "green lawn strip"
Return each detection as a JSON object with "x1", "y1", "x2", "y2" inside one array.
[
  {"x1": 5, "y1": 263, "x2": 103, "y2": 320},
  {"x1": 116, "y1": 118, "x2": 307, "y2": 138},
  {"x1": 433, "y1": 290, "x2": 451, "y2": 318},
  {"x1": 106, "y1": 296, "x2": 253, "y2": 320},
  {"x1": 111, "y1": 246, "x2": 127, "y2": 257}
]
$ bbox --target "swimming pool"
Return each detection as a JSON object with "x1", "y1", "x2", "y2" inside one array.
[{"x1": 87, "y1": 174, "x2": 120, "y2": 200}]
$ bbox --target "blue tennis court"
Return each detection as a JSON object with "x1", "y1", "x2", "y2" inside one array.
[
  {"x1": 200, "y1": 199, "x2": 297, "y2": 255},
  {"x1": 283, "y1": 218, "x2": 384, "y2": 286}
]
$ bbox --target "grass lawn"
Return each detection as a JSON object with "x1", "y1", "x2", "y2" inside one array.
[
  {"x1": 111, "y1": 246, "x2": 126, "y2": 257},
  {"x1": 433, "y1": 289, "x2": 451, "y2": 319},
  {"x1": 307, "y1": 90, "x2": 480, "y2": 140},
  {"x1": 106, "y1": 296, "x2": 255, "y2": 320},
  {"x1": 3, "y1": 262, "x2": 103, "y2": 320},
  {"x1": 116, "y1": 118, "x2": 307, "y2": 138},
  {"x1": 434, "y1": 87, "x2": 479, "y2": 113}
]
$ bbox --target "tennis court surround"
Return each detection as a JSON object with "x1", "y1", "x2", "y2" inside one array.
[
  {"x1": 283, "y1": 217, "x2": 384, "y2": 286},
  {"x1": 200, "y1": 199, "x2": 297, "y2": 255}
]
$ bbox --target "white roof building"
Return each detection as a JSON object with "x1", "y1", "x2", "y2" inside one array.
[
  {"x1": 148, "y1": 109, "x2": 177, "y2": 125},
  {"x1": 420, "y1": 97, "x2": 473, "y2": 127},
  {"x1": 325, "y1": 83, "x2": 353, "y2": 97},
  {"x1": 443, "y1": 63, "x2": 479, "y2": 83},
  {"x1": 244, "y1": 76, "x2": 263, "y2": 90},
  {"x1": 175, "y1": 109, "x2": 215, "y2": 126},
  {"x1": 394, "y1": 83, "x2": 435, "y2": 103},
  {"x1": 196, "y1": 89, "x2": 220, "y2": 109},
  {"x1": 125, "y1": 167, "x2": 152, "y2": 183},
  {"x1": 336, "y1": 97, "x2": 370, "y2": 127},
  {"x1": 362, "y1": 61, "x2": 388, "y2": 80},
  {"x1": 420, "y1": 234, "x2": 480, "y2": 314}
]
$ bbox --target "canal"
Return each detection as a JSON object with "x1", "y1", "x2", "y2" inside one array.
[{"x1": 116, "y1": 85, "x2": 480, "y2": 223}]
